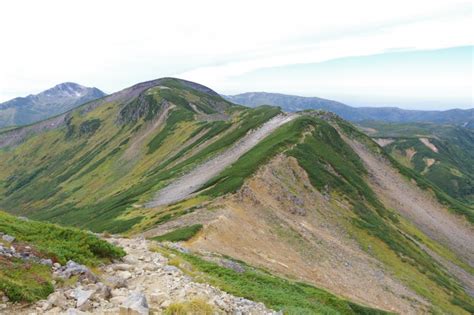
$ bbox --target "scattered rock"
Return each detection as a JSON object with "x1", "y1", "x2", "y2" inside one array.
[{"x1": 10, "y1": 237, "x2": 275, "y2": 315}]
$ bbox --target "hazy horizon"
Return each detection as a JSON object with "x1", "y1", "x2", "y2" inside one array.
[{"x1": 0, "y1": 0, "x2": 472, "y2": 110}]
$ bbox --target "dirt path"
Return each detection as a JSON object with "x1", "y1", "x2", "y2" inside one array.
[{"x1": 147, "y1": 113, "x2": 297, "y2": 207}]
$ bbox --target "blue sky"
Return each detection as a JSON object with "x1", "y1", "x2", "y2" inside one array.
[
  {"x1": 220, "y1": 46, "x2": 473, "y2": 109},
  {"x1": 0, "y1": 0, "x2": 472, "y2": 110}
]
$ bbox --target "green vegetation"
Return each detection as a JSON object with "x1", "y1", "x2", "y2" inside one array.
[
  {"x1": 351, "y1": 121, "x2": 474, "y2": 222},
  {"x1": 0, "y1": 257, "x2": 54, "y2": 302},
  {"x1": 151, "y1": 224, "x2": 202, "y2": 242},
  {"x1": 0, "y1": 211, "x2": 124, "y2": 302},
  {"x1": 358, "y1": 121, "x2": 474, "y2": 205},
  {"x1": 201, "y1": 116, "x2": 309, "y2": 196},
  {"x1": 147, "y1": 109, "x2": 194, "y2": 154},
  {"x1": 154, "y1": 247, "x2": 389, "y2": 315},
  {"x1": 79, "y1": 118, "x2": 102, "y2": 137},
  {"x1": 202, "y1": 114, "x2": 473, "y2": 313},
  {"x1": 0, "y1": 211, "x2": 124, "y2": 265}
]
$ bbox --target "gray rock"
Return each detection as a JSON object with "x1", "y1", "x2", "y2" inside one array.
[
  {"x1": 40, "y1": 258, "x2": 53, "y2": 266},
  {"x1": 95, "y1": 282, "x2": 112, "y2": 300},
  {"x1": 56, "y1": 260, "x2": 97, "y2": 283},
  {"x1": 220, "y1": 259, "x2": 245, "y2": 273},
  {"x1": 120, "y1": 292, "x2": 149, "y2": 315},
  {"x1": 74, "y1": 288, "x2": 94, "y2": 308},
  {"x1": 112, "y1": 263, "x2": 133, "y2": 271},
  {"x1": 106, "y1": 276, "x2": 128, "y2": 289},
  {"x1": 2, "y1": 234, "x2": 15, "y2": 243},
  {"x1": 47, "y1": 291, "x2": 67, "y2": 308},
  {"x1": 65, "y1": 308, "x2": 88, "y2": 315},
  {"x1": 117, "y1": 270, "x2": 133, "y2": 280},
  {"x1": 162, "y1": 265, "x2": 180, "y2": 274}
]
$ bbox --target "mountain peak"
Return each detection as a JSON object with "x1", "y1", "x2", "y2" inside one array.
[{"x1": 0, "y1": 83, "x2": 106, "y2": 127}]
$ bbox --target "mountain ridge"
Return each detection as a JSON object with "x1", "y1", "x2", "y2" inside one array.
[
  {"x1": 0, "y1": 77, "x2": 472, "y2": 314},
  {"x1": 225, "y1": 91, "x2": 474, "y2": 125}
]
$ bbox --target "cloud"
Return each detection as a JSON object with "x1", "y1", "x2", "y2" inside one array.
[
  {"x1": 0, "y1": 0, "x2": 472, "y2": 106},
  {"x1": 177, "y1": 7, "x2": 473, "y2": 87}
]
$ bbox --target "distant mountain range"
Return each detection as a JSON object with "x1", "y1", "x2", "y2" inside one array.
[
  {"x1": 225, "y1": 92, "x2": 474, "y2": 126},
  {"x1": 0, "y1": 82, "x2": 106, "y2": 128}
]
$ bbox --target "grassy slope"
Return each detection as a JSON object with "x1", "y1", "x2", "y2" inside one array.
[
  {"x1": 0, "y1": 211, "x2": 124, "y2": 302},
  {"x1": 184, "y1": 115, "x2": 473, "y2": 314},
  {"x1": 152, "y1": 245, "x2": 390, "y2": 315},
  {"x1": 358, "y1": 121, "x2": 474, "y2": 205},
  {"x1": 0, "y1": 79, "x2": 280, "y2": 233},
  {"x1": 151, "y1": 224, "x2": 202, "y2": 242},
  {"x1": 0, "y1": 78, "x2": 472, "y2": 312}
]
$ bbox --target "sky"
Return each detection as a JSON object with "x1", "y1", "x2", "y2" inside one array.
[{"x1": 0, "y1": 0, "x2": 472, "y2": 110}]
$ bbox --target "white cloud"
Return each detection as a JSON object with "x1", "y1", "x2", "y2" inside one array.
[{"x1": 0, "y1": 0, "x2": 472, "y2": 106}]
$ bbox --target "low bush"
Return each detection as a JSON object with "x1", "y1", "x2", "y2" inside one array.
[{"x1": 152, "y1": 224, "x2": 203, "y2": 242}]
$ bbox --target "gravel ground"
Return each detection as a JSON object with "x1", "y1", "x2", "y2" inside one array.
[{"x1": 147, "y1": 113, "x2": 297, "y2": 207}]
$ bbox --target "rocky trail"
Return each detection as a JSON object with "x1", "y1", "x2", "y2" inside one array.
[
  {"x1": 147, "y1": 113, "x2": 297, "y2": 207},
  {"x1": 5, "y1": 237, "x2": 274, "y2": 315}
]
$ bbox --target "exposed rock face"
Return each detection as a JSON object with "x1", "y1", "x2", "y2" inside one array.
[{"x1": 165, "y1": 154, "x2": 431, "y2": 314}]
